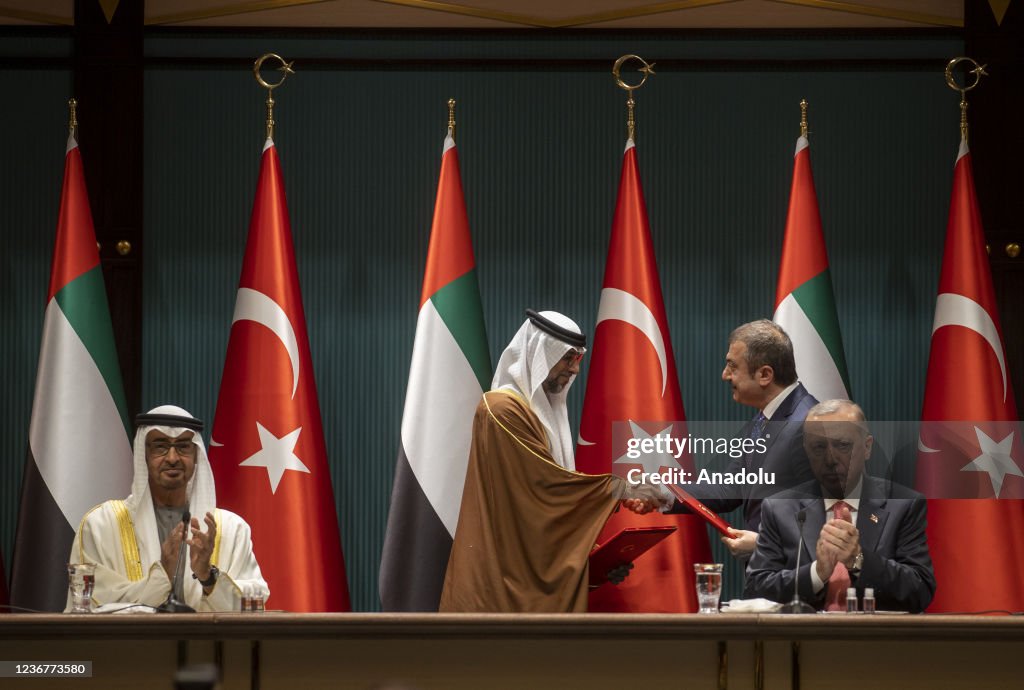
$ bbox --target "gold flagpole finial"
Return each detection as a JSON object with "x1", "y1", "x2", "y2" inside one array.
[
  {"x1": 253, "y1": 53, "x2": 295, "y2": 140},
  {"x1": 799, "y1": 99, "x2": 809, "y2": 138},
  {"x1": 448, "y1": 98, "x2": 456, "y2": 141},
  {"x1": 944, "y1": 57, "x2": 987, "y2": 143},
  {"x1": 68, "y1": 98, "x2": 78, "y2": 139},
  {"x1": 612, "y1": 55, "x2": 655, "y2": 142}
]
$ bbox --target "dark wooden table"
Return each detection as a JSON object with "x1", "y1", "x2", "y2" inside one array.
[{"x1": 3, "y1": 613, "x2": 1020, "y2": 689}]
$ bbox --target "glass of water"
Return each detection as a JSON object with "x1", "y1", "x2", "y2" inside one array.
[
  {"x1": 67, "y1": 563, "x2": 96, "y2": 613},
  {"x1": 693, "y1": 563, "x2": 723, "y2": 614}
]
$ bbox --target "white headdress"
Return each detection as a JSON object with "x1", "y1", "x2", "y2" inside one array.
[
  {"x1": 492, "y1": 310, "x2": 586, "y2": 470},
  {"x1": 124, "y1": 404, "x2": 216, "y2": 523}
]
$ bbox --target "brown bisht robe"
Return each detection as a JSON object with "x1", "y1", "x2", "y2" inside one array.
[{"x1": 439, "y1": 390, "x2": 627, "y2": 612}]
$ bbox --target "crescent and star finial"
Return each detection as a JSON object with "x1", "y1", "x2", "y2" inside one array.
[
  {"x1": 944, "y1": 56, "x2": 987, "y2": 142},
  {"x1": 612, "y1": 55, "x2": 655, "y2": 142},
  {"x1": 253, "y1": 53, "x2": 295, "y2": 140}
]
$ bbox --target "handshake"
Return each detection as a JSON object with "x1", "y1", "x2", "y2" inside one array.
[{"x1": 620, "y1": 482, "x2": 671, "y2": 515}]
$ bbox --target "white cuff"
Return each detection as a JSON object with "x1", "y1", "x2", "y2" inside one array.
[{"x1": 809, "y1": 560, "x2": 826, "y2": 593}]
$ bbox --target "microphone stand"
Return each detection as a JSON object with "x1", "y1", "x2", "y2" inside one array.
[
  {"x1": 781, "y1": 509, "x2": 815, "y2": 614},
  {"x1": 157, "y1": 510, "x2": 196, "y2": 614}
]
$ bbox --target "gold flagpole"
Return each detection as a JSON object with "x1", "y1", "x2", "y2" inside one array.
[
  {"x1": 944, "y1": 56, "x2": 988, "y2": 143},
  {"x1": 612, "y1": 54, "x2": 655, "y2": 141},
  {"x1": 68, "y1": 98, "x2": 78, "y2": 139},
  {"x1": 253, "y1": 53, "x2": 295, "y2": 140},
  {"x1": 448, "y1": 98, "x2": 456, "y2": 142},
  {"x1": 800, "y1": 99, "x2": 809, "y2": 138}
]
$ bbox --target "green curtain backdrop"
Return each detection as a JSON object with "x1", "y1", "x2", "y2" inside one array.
[
  {"x1": 0, "y1": 63, "x2": 73, "y2": 591},
  {"x1": 3, "y1": 30, "x2": 963, "y2": 609}
]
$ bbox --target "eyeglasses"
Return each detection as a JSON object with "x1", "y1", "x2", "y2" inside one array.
[
  {"x1": 561, "y1": 349, "x2": 585, "y2": 365},
  {"x1": 147, "y1": 441, "x2": 196, "y2": 458}
]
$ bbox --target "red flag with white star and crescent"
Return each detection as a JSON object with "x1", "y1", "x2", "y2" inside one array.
[
  {"x1": 210, "y1": 139, "x2": 350, "y2": 612},
  {"x1": 915, "y1": 138, "x2": 1024, "y2": 612},
  {"x1": 577, "y1": 139, "x2": 712, "y2": 612}
]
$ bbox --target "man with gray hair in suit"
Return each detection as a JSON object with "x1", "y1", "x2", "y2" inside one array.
[
  {"x1": 744, "y1": 399, "x2": 935, "y2": 612},
  {"x1": 631, "y1": 320, "x2": 818, "y2": 559}
]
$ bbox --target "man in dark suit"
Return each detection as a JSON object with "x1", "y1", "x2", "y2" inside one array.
[
  {"x1": 744, "y1": 400, "x2": 935, "y2": 612},
  {"x1": 630, "y1": 320, "x2": 818, "y2": 559}
]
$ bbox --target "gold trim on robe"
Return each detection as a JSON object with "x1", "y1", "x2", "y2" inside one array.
[
  {"x1": 212, "y1": 509, "x2": 222, "y2": 567},
  {"x1": 110, "y1": 500, "x2": 144, "y2": 582}
]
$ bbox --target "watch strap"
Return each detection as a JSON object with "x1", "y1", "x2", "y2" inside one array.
[{"x1": 194, "y1": 565, "x2": 219, "y2": 588}]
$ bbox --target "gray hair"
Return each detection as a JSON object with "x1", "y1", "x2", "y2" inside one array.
[
  {"x1": 806, "y1": 399, "x2": 869, "y2": 434},
  {"x1": 728, "y1": 319, "x2": 797, "y2": 386}
]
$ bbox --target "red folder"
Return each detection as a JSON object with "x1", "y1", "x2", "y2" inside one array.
[
  {"x1": 665, "y1": 484, "x2": 733, "y2": 536},
  {"x1": 588, "y1": 526, "x2": 676, "y2": 586}
]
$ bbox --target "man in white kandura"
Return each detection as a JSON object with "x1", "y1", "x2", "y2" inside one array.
[{"x1": 66, "y1": 405, "x2": 268, "y2": 612}]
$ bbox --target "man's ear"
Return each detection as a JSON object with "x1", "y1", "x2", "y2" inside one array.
[
  {"x1": 756, "y1": 365, "x2": 775, "y2": 387},
  {"x1": 864, "y1": 434, "x2": 874, "y2": 459}
]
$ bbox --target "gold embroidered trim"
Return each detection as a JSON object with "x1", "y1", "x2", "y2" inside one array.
[
  {"x1": 482, "y1": 391, "x2": 614, "y2": 479},
  {"x1": 111, "y1": 500, "x2": 143, "y2": 582},
  {"x1": 212, "y1": 509, "x2": 222, "y2": 567}
]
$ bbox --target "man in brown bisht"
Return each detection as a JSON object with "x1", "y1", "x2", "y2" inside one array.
[{"x1": 440, "y1": 310, "x2": 662, "y2": 612}]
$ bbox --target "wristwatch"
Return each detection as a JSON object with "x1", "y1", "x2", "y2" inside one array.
[
  {"x1": 193, "y1": 565, "x2": 219, "y2": 588},
  {"x1": 850, "y1": 552, "x2": 864, "y2": 573}
]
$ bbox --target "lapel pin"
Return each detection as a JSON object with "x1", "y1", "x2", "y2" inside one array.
[{"x1": 870, "y1": 514, "x2": 879, "y2": 523}]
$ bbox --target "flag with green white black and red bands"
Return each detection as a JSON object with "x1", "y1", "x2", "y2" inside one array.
[
  {"x1": 10, "y1": 135, "x2": 132, "y2": 612},
  {"x1": 773, "y1": 134, "x2": 851, "y2": 402},
  {"x1": 380, "y1": 133, "x2": 490, "y2": 611}
]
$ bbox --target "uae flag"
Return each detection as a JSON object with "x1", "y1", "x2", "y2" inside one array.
[
  {"x1": 915, "y1": 138, "x2": 1024, "y2": 612},
  {"x1": 577, "y1": 139, "x2": 712, "y2": 612},
  {"x1": 773, "y1": 133, "x2": 850, "y2": 401},
  {"x1": 11, "y1": 133, "x2": 132, "y2": 611},
  {"x1": 209, "y1": 139, "x2": 350, "y2": 612},
  {"x1": 380, "y1": 132, "x2": 490, "y2": 611}
]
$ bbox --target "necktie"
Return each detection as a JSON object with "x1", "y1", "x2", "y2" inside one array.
[
  {"x1": 750, "y1": 412, "x2": 767, "y2": 440},
  {"x1": 825, "y1": 500, "x2": 853, "y2": 611}
]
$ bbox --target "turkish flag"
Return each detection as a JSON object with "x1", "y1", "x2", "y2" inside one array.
[
  {"x1": 915, "y1": 139, "x2": 1024, "y2": 612},
  {"x1": 210, "y1": 141, "x2": 350, "y2": 612},
  {"x1": 577, "y1": 140, "x2": 712, "y2": 612}
]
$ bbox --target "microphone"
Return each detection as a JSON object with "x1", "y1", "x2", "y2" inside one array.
[
  {"x1": 781, "y1": 508, "x2": 815, "y2": 614},
  {"x1": 157, "y1": 510, "x2": 197, "y2": 614}
]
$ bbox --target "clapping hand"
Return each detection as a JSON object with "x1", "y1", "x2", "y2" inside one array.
[
  {"x1": 187, "y1": 512, "x2": 217, "y2": 583},
  {"x1": 159, "y1": 522, "x2": 186, "y2": 580}
]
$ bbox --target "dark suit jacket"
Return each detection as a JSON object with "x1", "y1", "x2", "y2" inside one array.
[
  {"x1": 743, "y1": 475, "x2": 936, "y2": 613},
  {"x1": 671, "y1": 382, "x2": 818, "y2": 531}
]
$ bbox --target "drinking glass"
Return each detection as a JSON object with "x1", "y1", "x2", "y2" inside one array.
[
  {"x1": 67, "y1": 563, "x2": 96, "y2": 614},
  {"x1": 693, "y1": 563, "x2": 723, "y2": 614}
]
